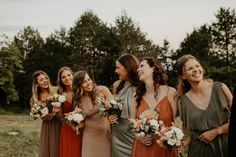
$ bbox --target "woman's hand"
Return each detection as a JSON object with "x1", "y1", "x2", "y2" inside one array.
[
  {"x1": 199, "y1": 128, "x2": 219, "y2": 143},
  {"x1": 136, "y1": 134, "x2": 154, "y2": 146},
  {"x1": 108, "y1": 115, "x2": 118, "y2": 124}
]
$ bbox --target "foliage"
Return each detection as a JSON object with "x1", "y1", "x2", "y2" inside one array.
[
  {"x1": 0, "y1": 43, "x2": 22, "y2": 108},
  {"x1": 211, "y1": 7, "x2": 236, "y2": 66}
]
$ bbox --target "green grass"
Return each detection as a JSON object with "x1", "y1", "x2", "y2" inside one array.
[{"x1": 0, "y1": 113, "x2": 41, "y2": 157}]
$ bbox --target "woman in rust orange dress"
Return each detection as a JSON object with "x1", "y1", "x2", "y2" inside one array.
[
  {"x1": 130, "y1": 57, "x2": 177, "y2": 157},
  {"x1": 57, "y1": 67, "x2": 83, "y2": 157}
]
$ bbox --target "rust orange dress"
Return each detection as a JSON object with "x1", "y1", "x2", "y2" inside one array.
[
  {"x1": 132, "y1": 96, "x2": 176, "y2": 157},
  {"x1": 59, "y1": 101, "x2": 83, "y2": 157}
]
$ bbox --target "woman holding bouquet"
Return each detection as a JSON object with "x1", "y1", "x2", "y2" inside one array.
[
  {"x1": 57, "y1": 67, "x2": 83, "y2": 157},
  {"x1": 73, "y1": 71, "x2": 112, "y2": 157},
  {"x1": 109, "y1": 54, "x2": 139, "y2": 157},
  {"x1": 176, "y1": 54, "x2": 232, "y2": 157},
  {"x1": 130, "y1": 57, "x2": 177, "y2": 157},
  {"x1": 30, "y1": 70, "x2": 61, "y2": 157}
]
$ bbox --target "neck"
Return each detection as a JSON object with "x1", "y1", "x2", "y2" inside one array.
[
  {"x1": 65, "y1": 85, "x2": 73, "y2": 92},
  {"x1": 124, "y1": 80, "x2": 131, "y2": 87},
  {"x1": 190, "y1": 80, "x2": 205, "y2": 93},
  {"x1": 144, "y1": 79, "x2": 155, "y2": 94}
]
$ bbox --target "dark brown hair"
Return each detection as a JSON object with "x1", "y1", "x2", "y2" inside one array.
[{"x1": 135, "y1": 57, "x2": 168, "y2": 107}]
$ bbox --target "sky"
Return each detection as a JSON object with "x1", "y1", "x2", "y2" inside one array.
[{"x1": 0, "y1": 0, "x2": 236, "y2": 49}]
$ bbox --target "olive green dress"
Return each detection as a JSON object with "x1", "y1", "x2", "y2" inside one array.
[
  {"x1": 111, "y1": 85, "x2": 135, "y2": 157},
  {"x1": 179, "y1": 82, "x2": 230, "y2": 157}
]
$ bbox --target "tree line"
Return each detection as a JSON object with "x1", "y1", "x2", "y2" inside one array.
[{"x1": 0, "y1": 8, "x2": 235, "y2": 109}]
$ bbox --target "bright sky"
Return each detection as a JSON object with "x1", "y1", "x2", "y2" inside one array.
[{"x1": 0, "y1": 0, "x2": 236, "y2": 49}]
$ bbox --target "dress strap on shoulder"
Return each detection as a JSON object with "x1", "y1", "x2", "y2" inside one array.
[{"x1": 166, "y1": 86, "x2": 170, "y2": 96}]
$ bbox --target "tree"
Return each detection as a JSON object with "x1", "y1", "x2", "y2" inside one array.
[
  {"x1": 211, "y1": 7, "x2": 236, "y2": 66},
  {"x1": 0, "y1": 43, "x2": 22, "y2": 108},
  {"x1": 113, "y1": 10, "x2": 159, "y2": 59}
]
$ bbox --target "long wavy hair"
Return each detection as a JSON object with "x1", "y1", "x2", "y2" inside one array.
[
  {"x1": 135, "y1": 57, "x2": 168, "y2": 108},
  {"x1": 31, "y1": 70, "x2": 53, "y2": 102},
  {"x1": 57, "y1": 66, "x2": 73, "y2": 94},
  {"x1": 72, "y1": 71, "x2": 98, "y2": 108},
  {"x1": 116, "y1": 53, "x2": 139, "y2": 94},
  {"x1": 176, "y1": 54, "x2": 206, "y2": 95}
]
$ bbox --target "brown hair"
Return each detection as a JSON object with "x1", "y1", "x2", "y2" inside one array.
[
  {"x1": 176, "y1": 54, "x2": 202, "y2": 95},
  {"x1": 115, "y1": 53, "x2": 139, "y2": 94},
  {"x1": 135, "y1": 57, "x2": 168, "y2": 107},
  {"x1": 72, "y1": 71, "x2": 98, "y2": 108},
  {"x1": 57, "y1": 66, "x2": 73, "y2": 94}
]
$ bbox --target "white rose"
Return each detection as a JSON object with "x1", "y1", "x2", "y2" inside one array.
[
  {"x1": 73, "y1": 113, "x2": 84, "y2": 123},
  {"x1": 51, "y1": 102, "x2": 61, "y2": 107},
  {"x1": 41, "y1": 107, "x2": 49, "y2": 115},
  {"x1": 67, "y1": 114, "x2": 73, "y2": 121},
  {"x1": 138, "y1": 132, "x2": 145, "y2": 137},
  {"x1": 149, "y1": 119, "x2": 158, "y2": 127},
  {"x1": 167, "y1": 139, "x2": 176, "y2": 146},
  {"x1": 164, "y1": 130, "x2": 174, "y2": 138},
  {"x1": 172, "y1": 127, "x2": 184, "y2": 140},
  {"x1": 110, "y1": 99, "x2": 117, "y2": 105},
  {"x1": 58, "y1": 95, "x2": 66, "y2": 103}
]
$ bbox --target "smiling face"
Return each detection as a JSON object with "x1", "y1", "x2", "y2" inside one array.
[
  {"x1": 61, "y1": 69, "x2": 73, "y2": 87},
  {"x1": 115, "y1": 61, "x2": 128, "y2": 81},
  {"x1": 82, "y1": 74, "x2": 93, "y2": 92},
  {"x1": 37, "y1": 74, "x2": 49, "y2": 89},
  {"x1": 182, "y1": 58, "x2": 204, "y2": 83},
  {"x1": 137, "y1": 60, "x2": 154, "y2": 81}
]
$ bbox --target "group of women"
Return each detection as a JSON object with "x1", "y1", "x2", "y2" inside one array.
[{"x1": 30, "y1": 53, "x2": 234, "y2": 157}]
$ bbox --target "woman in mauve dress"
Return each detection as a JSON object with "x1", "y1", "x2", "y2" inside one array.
[
  {"x1": 73, "y1": 71, "x2": 112, "y2": 157},
  {"x1": 30, "y1": 70, "x2": 61, "y2": 157}
]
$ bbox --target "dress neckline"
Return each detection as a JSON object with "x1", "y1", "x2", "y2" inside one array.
[
  {"x1": 143, "y1": 95, "x2": 168, "y2": 110},
  {"x1": 183, "y1": 83, "x2": 214, "y2": 111}
]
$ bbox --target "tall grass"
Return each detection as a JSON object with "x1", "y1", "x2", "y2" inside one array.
[{"x1": 0, "y1": 113, "x2": 41, "y2": 157}]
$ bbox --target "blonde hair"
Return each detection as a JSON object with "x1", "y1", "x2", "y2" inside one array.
[
  {"x1": 31, "y1": 70, "x2": 53, "y2": 103},
  {"x1": 57, "y1": 67, "x2": 73, "y2": 94}
]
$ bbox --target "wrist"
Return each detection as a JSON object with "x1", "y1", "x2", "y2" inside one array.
[{"x1": 216, "y1": 127, "x2": 222, "y2": 135}]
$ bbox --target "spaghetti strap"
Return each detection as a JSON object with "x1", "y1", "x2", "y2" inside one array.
[{"x1": 166, "y1": 86, "x2": 170, "y2": 96}]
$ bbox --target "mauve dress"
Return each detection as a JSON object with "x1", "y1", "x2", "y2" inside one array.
[{"x1": 39, "y1": 102, "x2": 61, "y2": 157}]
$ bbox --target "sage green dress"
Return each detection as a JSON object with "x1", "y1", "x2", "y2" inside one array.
[
  {"x1": 111, "y1": 85, "x2": 135, "y2": 157},
  {"x1": 179, "y1": 82, "x2": 230, "y2": 157}
]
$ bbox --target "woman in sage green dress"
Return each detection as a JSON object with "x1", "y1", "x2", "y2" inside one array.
[
  {"x1": 108, "y1": 54, "x2": 139, "y2": 157},
  {"x1": 176, "y1": 54, "x2": 232, "y2": 157}
]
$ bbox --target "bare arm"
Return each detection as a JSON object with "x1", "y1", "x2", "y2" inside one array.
[{"x1": 167, "y1": 87, "x2": 178, "y2": 118}]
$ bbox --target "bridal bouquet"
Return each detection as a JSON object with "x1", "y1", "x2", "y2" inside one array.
[
  {"x1": 98, "y1": 96, "x2": 123, "y2": 119},
  {"x1": 30, "y1": 100, "x2": 49, "y2": 120},
  {"x1": 63, "y1": 106, "x2": 84, "y2": 135},
  {"x1": 30, "y1": 94, "x2": 66, "y2": 120},
  {"x1": 128, "y1": 109, "x2": 165, "y2": 137},
  {"x1": 156, "y1": 117, "x2": 185, "y2": 156},
  {"x1": 47, "y1": 93, "x2": 66, "y2": 107}
]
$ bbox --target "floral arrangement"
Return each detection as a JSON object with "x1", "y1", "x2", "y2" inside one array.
[
  {"x1": 30, "y1": 100, "x2": 49, "y2": 120},
  {"x1": 128, "y1": 109, "x2": 165, "y2": 137},
  {"x1": 63, "y1": 106, "x2": 84, "y2": 135},
  {"x1": 156, "y1": 117, "x2": 185, "y2": 156},
  {"x1": 47, "y1": 93, "x2": 66, "y2": 107},
  {"x1": 98, "y1": 96, "x2": 123, "y2": 119},
  {"x1": 30, "y1": 93, "x2": 66, "y2": 120}
]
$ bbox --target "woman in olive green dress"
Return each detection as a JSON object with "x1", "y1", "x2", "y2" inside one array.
[{"x1": 176, "y1": 55, "x2": 232, "y2": 157}]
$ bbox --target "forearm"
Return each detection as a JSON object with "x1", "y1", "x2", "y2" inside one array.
[{"x1": 216, "y1": 122, "x2": 229, "y2": 135}]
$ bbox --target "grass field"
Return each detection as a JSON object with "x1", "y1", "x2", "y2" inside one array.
[{"x1": 0, "y1": 112, "x2": 41, "y2": 157}]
